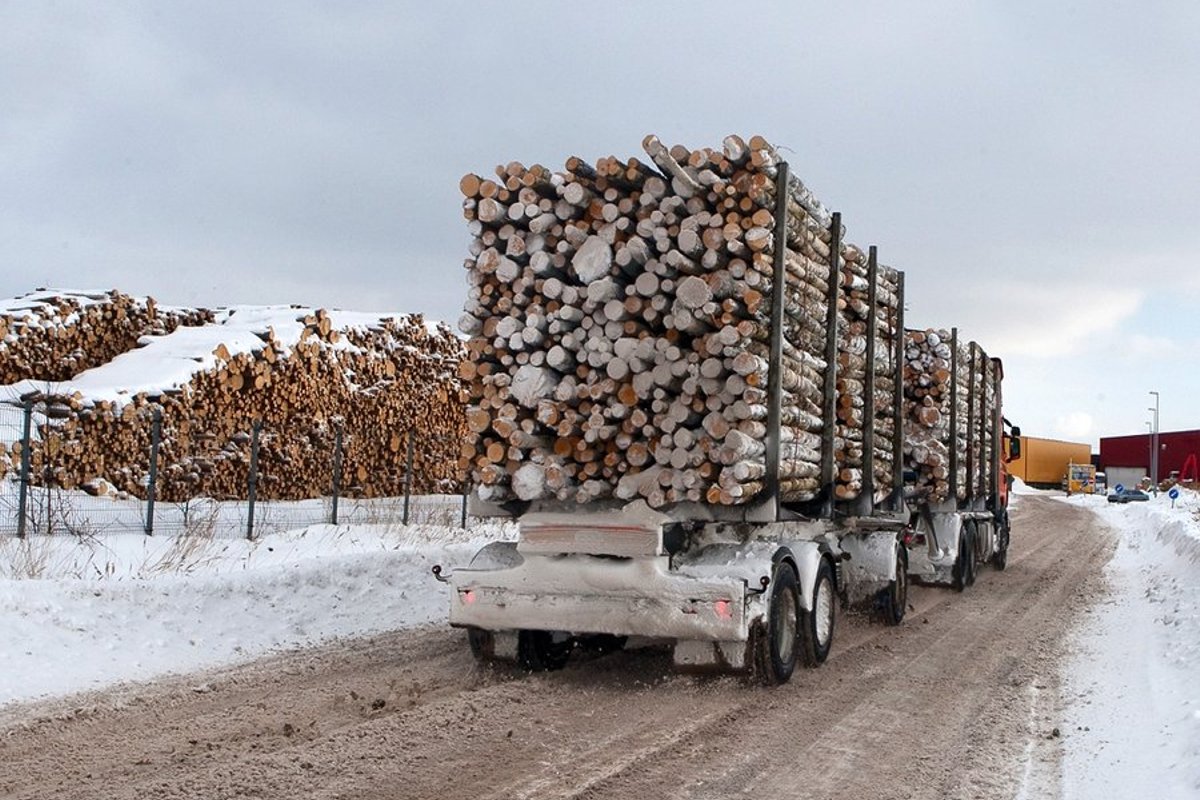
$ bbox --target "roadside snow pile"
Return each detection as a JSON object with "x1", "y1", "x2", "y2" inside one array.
[
  {"x1": 1057, "y1": 488, "x2": 1200, "y2": 798},
  {"x1": 0, "y1": 521, "x2": 512, "y2": 707}
]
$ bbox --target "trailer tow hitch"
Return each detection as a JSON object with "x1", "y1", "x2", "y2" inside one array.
[
  {"x1": 746, "y1": 575, "x2": 771, "y2": 596},
  {"x1": 431, "y1": 565, "x2": 451, "y2": 583}
]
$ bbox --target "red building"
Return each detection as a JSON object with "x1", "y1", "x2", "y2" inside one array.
[{"x1": 1099, "y1": 429, "x2": 1200, "y2": 479}]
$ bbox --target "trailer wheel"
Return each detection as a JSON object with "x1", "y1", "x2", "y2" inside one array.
[
  {"x1": 992, "y1": 513, "x2": 1010, "y2": 571},
  {"x1": 953, "y1": 527, "x2": 969, "y2": 593},
  {"x1": 517, "y1": 630, "x2": 573, "y2": 672},
  {"x1": 755, "y1": 563, "x2": 801, "y2": 684},
  {"x1": 799, "y1": 558, "x2": 836, "y2": 668},
  {"x1": 880, "y1": 544, "x2": 908, "y2": 626},
  {"x1": 964, "y1": 522, "x2": 979, "y2": 587},
  {"x1": 579, "y1": 634, "x2": 627, "y2": 655},
  {"x1": 467, "y1": 627, "x2": 495, "y2": 662}
]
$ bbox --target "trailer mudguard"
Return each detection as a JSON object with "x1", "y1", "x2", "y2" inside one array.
[{"x1": 839, "y1": 531, "x2": 899, "y2": 604}]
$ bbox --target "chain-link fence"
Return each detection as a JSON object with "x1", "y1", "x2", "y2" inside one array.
[{"x1": 0, "y1": 398, "x2": 470, "y2": 539}]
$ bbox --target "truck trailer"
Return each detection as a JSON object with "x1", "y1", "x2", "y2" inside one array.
[{"x1": 437, "y1": 134, "x2": 1016, "y2": 683}]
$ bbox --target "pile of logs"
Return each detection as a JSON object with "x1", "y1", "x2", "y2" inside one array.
[
  {"x1": 3, "y1": 302, "x2": 466, "y2": 501},
  {"x1": 834, "y1": 246, "x2": 901, "y2": 502},
  {"x1": 902, "y1": 329, "x2": 954, "y2": 501},
  {"x1": 458, "y1": 134, "x2": 900, "y2": 509},
  {"x1": 0, "y1": 289, "x2": 212, "y2": 384},
  {"x1": 902, "y1": 329, "x2": 997, "y2": 503}
]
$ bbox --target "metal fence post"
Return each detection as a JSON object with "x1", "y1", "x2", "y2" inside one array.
[
  {"x1": 402, "y1": 431, "x2": 415, "y2": 525},
  {"x1": 331, "y1": 423, "x2": 343, "y2": 525},
  {"x1": 145, "y1": 407, "x2": 162, "y2": 536},
  {"x1": 246, "y1": 420, "x2": 262, "y2": 540},
  {"x1": 16, "y1": 398, "x2": 33, "y2": 538}
]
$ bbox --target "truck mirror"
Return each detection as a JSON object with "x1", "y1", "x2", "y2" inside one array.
[{"x1": 1010, "y1": 436, "x2": 1022, "y2": 459}]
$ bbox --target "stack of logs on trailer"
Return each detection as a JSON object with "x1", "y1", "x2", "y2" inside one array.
[
  {"x1": 0, "y1": 295, "x2": 466, "y2": 500},
  {"x1": 902, "y1": 328, "x2": 999, "y2": 504},
  {"x1": 458, "y1": 134, "x2": 906, "y2": 512}
]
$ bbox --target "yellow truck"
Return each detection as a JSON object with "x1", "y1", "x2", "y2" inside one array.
[
  {"x1": 1066, "y1": 462, "x2": 1097, "y2": 494},
  {"x1": 1008, "y1": 436, "x2": 1092, "y2": 489}
]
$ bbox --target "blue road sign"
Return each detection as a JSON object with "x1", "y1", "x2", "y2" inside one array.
[
  {"x1": 1168, "y1": 487, "x2": 1180, "y2": 500},
  {"x1": 1114, "y1": 483, "x2": 1125, "y2": 494}
]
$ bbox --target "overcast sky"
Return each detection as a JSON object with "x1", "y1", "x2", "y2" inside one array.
[{"x1": 2, "y1": 1, "x2": 1197, "y2": 447}]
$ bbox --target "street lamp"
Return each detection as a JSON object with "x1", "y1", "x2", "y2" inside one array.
[{"x1": 1149, "y1": 391, "x2": 1160, "y2": 493}]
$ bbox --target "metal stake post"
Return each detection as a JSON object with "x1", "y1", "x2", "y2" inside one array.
[
  {"x1": 460, "y1": 483, "x2": 468, "y2": 528},
  {"x1": 16, "y1": 398, "x2": 33, "y2": 538},
  {"x1": 762, "y1": 161, "x2": 790, "y2": 518},
  {"x1": 402, "y1": 432, "x2": 415, "y2": 525},
  {"x1": 246, "y1": 421, "x2": 262, "y2": 540},
  {"x1": 949, "y1": 329, "x2": 960, "y2": 505},
  {"x1": 859, "y1": 246, "x2": 879, "y2": 515},
  {"x1": 892, "y1": 273, "x2": 906, "y2": 511},
  {"x1": 820, "y1": 213, "x2": 842, "y2": 518},
  {"x1": 145, "y1": 407, "x2": 162, "y2": 535},
  {"x1": 331, "y1": 423, "x2": 343, "y2": 525}
]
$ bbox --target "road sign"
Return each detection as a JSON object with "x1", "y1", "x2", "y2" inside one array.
[
  {"x1": 1114, "y1": 483, "x2": 1125, "y2": 494},
  {"x1": 1169, "y1": 487, "x2": 1180, "y2": 500}
]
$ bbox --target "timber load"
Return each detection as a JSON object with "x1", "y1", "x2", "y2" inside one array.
[
  {"x1": 458, "y1": 134, "x2": 903, "y2": 510},
  {"x1": 902, "y1": 328, "x2": 999, "y2": 504},
  {"x1": 1, "y1": 302, "x2": 466, "y2": 501}
]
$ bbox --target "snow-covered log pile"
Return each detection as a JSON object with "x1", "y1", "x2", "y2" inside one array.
[
  {"x1": 4, "y1": 303, "x2": 466, "y2": 501},
  {"x1": 834, "y1": 246, "x2": 901, "y2": 502},
  {"x1": 0, "y1": 289, "x2": 213, "y2": 384},
  {"x1": 459, "y1": 134, "x2": 899, "y2": 509},
  {"x1": 903, "y1": 329, "x2": 997, "y2": 503}
]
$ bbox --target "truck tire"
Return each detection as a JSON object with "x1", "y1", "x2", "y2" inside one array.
[
  {"x1": 467, "y1": 627, "x2": 495, "y2": 662},
  {"x1": 579, "y1": 634, "x2": 627, "y2": 655},
  {"x1": 755, "y1": 562, "x2": 801, "y2": 684},
  {"x1": 964, "y1": 522, "x2": 979, "y2": 587},
  {"x1": 799, "y1": 558, "x2": 836, "y2": 668},
  {"x1": 992, "y1": 513, "x2": 1010, "y2": 571},
  {"x1": 953, "y1": 527, "x2": 970, "y2": 593},
  {"x1": 517, "y1": 630, "x2": 573, "y2": 672},
  {"x1": 879, "y1": 544, "x2": 908, "y2": 626}
]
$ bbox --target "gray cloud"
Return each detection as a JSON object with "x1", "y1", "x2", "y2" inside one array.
[{"x1": 1, "y1": 1, "x2": 1197, "y2": 443}]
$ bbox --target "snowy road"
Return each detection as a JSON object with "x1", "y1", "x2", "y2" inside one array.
[{"x1": 0, "y1": 496, "x2": 1113, "y2": 800}]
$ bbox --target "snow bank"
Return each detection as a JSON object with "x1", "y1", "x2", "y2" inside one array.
[
  {"x1": 0, "y1": 521, "x2": 512, "y2": 707},
  {"x1": 1057, "y1": 488, "x2": 1200, "y2": 798}
]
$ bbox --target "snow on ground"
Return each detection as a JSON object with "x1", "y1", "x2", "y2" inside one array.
[
  {"x1": 0, "y1": 517, "x2": 512, "y2": 707},
  {"x1": 1055, "y1": 486, "x2": 1200, "y2": 798}
]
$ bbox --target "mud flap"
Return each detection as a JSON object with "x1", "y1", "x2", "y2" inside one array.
[{"x1": 673, "y1": 638, "x2": 753, "y2": 672}]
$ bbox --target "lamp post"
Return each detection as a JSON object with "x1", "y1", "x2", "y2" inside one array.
[{"x1": 1149, "y1": 391, "x2": 1160, "y2": 494}]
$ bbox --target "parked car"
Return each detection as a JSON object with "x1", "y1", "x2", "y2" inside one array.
[{"x1": 1107, "y1": 488, "x2": 1149, "y2": 504}]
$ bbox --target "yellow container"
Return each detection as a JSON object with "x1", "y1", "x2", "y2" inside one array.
[{"x1": 1009, "y1": 437, "x2": 1093, "y2": 487}]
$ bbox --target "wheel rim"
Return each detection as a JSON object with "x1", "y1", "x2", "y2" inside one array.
[
  {"x1": 814, "y1": 577, "x2": 833, "y2": 647},
  {"x1": 775, "y1": 585, "x2": 798, "y2": 663}
]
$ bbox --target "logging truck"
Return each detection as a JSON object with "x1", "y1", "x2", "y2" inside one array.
[{"x1": 435, "y1": 134, "x2": 1017, "y2": 683}]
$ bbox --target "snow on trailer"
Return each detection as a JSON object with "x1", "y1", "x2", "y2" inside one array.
[{"x1": 438, "y1": 134, "x2": 927, "y2": 684}]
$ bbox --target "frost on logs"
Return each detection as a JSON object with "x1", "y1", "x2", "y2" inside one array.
[{"x1": 458, "y1": 135, "x2": 902, "y2": 509}]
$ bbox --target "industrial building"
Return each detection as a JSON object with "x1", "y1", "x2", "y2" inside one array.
[
  {"x1": 1099, "y1": 429, "x2": 1200, "y2": 488},
  {"x1": 1008, "y1": 436, "x2": 1093, "y2": 489}
]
